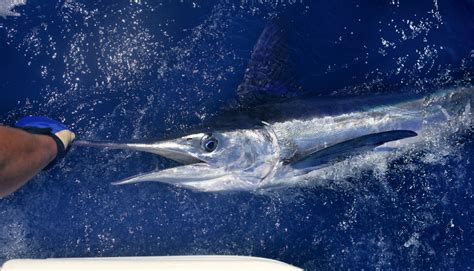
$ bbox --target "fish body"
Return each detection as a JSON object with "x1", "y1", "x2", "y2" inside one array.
[
  {"x1": 75, "y1": 87, "x2": 472, "y2": 191},
  {"x1": 74, "y1": 20, "x2": 473, "y2": 192}
]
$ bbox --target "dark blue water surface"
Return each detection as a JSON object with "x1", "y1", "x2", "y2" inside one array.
[{"x1": 1, "y1": 0, "x2": 473, "y2": 269}]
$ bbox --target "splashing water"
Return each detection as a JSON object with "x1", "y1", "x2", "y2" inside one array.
[
  {"x1": 0, "y1": 0, "x2": 473, "y2": 269},
  {"x1": 0, "y1": 0, "x2": 26, "y2": 18}
]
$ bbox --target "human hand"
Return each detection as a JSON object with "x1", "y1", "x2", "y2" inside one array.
[{"x1": 14, "y1": 116, "x2": 75, "y2": 155}]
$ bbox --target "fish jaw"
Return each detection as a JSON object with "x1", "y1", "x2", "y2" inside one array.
[
  {"x1": 110, "y1": 125, "x2": 282, "y2": 191},
  {"x1": 112, "y1": 163, "x2": 258, "y2": 191}
]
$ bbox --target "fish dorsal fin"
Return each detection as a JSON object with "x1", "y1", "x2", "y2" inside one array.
[{"x1": 236, "y1": 19, "x2": 301, "y2": 107}]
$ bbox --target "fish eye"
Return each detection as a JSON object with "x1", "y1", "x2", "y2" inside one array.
[{"x1": 201, "y1": 133, "x2": 218, "y2": 152}]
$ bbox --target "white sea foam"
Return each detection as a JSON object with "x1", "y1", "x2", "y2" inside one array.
[
  {"x1": 0, "y1": 208, "x2": 29, "y2": 259},
  {"x1": 0, "y1": 0, "x2": 26, "y2": 18}
]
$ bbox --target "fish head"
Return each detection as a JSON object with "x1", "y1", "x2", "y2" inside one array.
[{"x1": 114, "y1": 126, "x2": 281, "y2": 191}]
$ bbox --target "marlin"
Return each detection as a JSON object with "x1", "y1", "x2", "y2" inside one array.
[{"x1": 75, "y1": 22, "x2": 473, "y2": 192}]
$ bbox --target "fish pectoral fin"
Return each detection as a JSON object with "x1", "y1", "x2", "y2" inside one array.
[
  {"x1": 290, "y1": 130, "x2": 417, "y2": 170},
  {"x1": 112, "y1": 164, "x2": 230, "y2": 186}
]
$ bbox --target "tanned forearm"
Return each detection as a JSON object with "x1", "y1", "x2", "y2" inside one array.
[{"x1": 0, "y1": 126, "x2": 58, "y2": 197}]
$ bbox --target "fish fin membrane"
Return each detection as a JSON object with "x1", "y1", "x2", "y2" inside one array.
[
  {"x1": 236, "y1": 19, "x2": 302, "y2": 107},
  {"x1": 290, "y1": 130, "x2": 417, "y2": 170}
]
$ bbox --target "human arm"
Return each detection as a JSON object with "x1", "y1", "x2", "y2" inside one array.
[
  {"x1": 0, "y1": 117, "x2": 75, "y2": 197},
  {"x1": 0, "y1": 126, "x2": 58, "y2": 197}
]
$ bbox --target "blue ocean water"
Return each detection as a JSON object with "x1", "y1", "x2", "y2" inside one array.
[{"x1": 0, "y1": 0, "x2": 473, "y2": 269}]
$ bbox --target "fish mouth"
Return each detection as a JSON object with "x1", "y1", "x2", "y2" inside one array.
[
  {"x1": 76, "y1": 133, "x2": 230, "y2": 187},
  {"x1": 110, "y1": 135, "x2": 230, "y2": 187}
]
